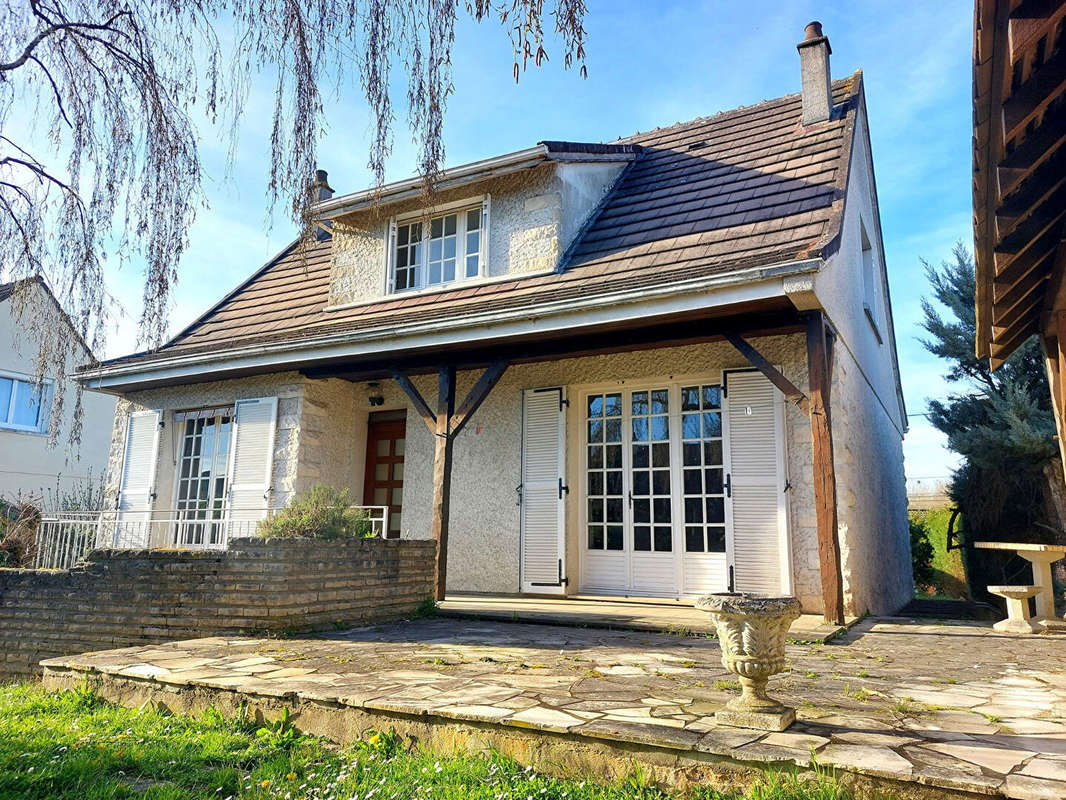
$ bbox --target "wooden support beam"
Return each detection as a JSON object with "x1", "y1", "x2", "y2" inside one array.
[
  {"x1": 724, "y1": 333, "x2": 810, "y2": 415},
  {"x1": 806, "y1": 312, "x2": 845, "y2": 625},
  {"x1": 452, "y1": 361, "x2": 509, "y2": 436},
  {"x1": 429, "y1": 366, "x2": 456, "y2": 601},
  {"x1": 390, "y1": 370, "x2": 436, "y2": 433},
  {"x1": 391, "y1": 362, "x2": 509, "y2": 601}
]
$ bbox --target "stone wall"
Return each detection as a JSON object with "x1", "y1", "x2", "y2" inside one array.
[{"x1": 0, "y1": 537, "x2": 436, "y2": 679}]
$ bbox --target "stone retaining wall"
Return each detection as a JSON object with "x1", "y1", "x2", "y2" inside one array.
[{"x1": 0, "y1": 537, "x2": 436, "y2": 679}]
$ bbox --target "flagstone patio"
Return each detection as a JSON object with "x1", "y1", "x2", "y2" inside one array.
[{"x1": 41, "y1": 617, "x2": 1066, "y2": 799}]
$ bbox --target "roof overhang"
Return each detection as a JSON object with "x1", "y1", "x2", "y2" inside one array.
[
  {"x1": 77, "y1": 257, "x2": 822, "y2": 394},
  {"x1": 973, "y1": 0, "x2": 1066, "y2": 368},
  {"x1": 313, "y1": 141, "x2": 640, "y2": 220}
]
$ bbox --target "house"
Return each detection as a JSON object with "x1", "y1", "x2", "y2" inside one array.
[
  {"x1": 972, "y1": 0, "x2": 1066, "y2": 464},
  {"x1": 0, "y1": 279, "x2": 115, "y2": 500},
  {"x1": 76, "y1": 23, "x2": 910, "y2": 620}
]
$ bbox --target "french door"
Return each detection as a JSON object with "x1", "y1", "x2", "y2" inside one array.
[{"x1": 581, "y1": 382, "x2": 729, "y2": 597}]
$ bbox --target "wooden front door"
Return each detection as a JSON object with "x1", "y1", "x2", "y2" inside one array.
[{"x1": 364, "y1": 413, "x2": 406, "y2": 538}]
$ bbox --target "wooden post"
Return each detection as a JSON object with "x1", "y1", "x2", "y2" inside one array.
[
  {"x1": 430, "y1": 366, "x2": 455, "y2": 601},
  {"x1": 390, "y1": 361, "x2": 508, "y2": 602},
  {"x1": 806, "y1": 312, "x2": 845, "y2": 625}
]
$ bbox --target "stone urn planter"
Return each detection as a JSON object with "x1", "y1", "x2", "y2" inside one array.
[{"x1": 696, "y1": 592, "x2": 802, "y2": 731}]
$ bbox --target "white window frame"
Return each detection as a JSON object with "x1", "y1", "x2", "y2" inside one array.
[
  {"x1": 0, "y1": 371, "x2": 54, "y2": 434},
  {"x1": 171, "y1": 407, "x2": 236, "y2": 546},
  {"x1": 386, "y1": 195, "x2": 489, "y2": 294}
]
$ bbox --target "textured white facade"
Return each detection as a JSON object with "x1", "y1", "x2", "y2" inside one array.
[{"x1": 327, "y1": 162, "x2": 626, "y2": 307}]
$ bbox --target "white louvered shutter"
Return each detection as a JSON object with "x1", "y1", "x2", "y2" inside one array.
[
  {"x1": 114, "y1": 410, "x2": 161, "y2": 548},
  {"x1": 227, "y1": 397, "x2": 278, "y2": 526},
  {"x1": 520, "y1": 388, "x2": 566, "y2": 594},
  {"x1": 726, "y1": 371, "x2": 789, "y2": 595}
]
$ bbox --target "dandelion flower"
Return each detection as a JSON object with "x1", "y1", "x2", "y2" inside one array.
[{"x1": 260, "y1": 779, "x2": 271, "y2": 788}]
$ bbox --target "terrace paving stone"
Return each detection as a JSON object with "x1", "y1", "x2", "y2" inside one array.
[{"x1": 41, "y1": 615, "x2": 1066, "y2": 799}]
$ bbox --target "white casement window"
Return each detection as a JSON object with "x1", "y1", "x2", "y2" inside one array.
[
  {"x1": 173, "y1": 408, "x2": 234, "y2": 546},
  {"x1": 0, "y1": 373, "x2": 53, "y2": 434},
  {"x1": 389, "y1": 198, "x2": 488, "y2": 293}
]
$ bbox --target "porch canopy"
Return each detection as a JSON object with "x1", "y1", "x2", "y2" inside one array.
[
  {"x1": 294, "y1": 297, "x2": 847, "y2": 625},
  {"x1": 973, "y1": 0, "x2": 1066, "y2": 462}
]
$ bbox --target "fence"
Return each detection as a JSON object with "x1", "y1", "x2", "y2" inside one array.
[{"x1": 33, "y1": 505, "x2": 389, "y2": 570}]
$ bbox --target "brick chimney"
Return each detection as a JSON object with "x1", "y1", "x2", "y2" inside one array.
[
  {"x1": 797, "y1": 21, "x2": 833, "y2": 125},
  {"x1": 312, "y1": 169, "x2": 334, "y2": 202}
]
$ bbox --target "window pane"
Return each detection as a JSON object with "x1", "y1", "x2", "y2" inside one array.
[
  {"x1": 633, "y1": 470, "x2": 649, "y2": 495},
  {"x1": 632, "y1": 444, "x2": 649, "y2": 468},
  {"x1": 706, "y1": 497, "x2": 725, "y2": 523},
  {"x1": 373, "y1": 488, "x2": 387, "y2": 505},
  {"x1": 703, "y1": 412, "x2": 722, "y2": 438},
  {"x1": 0, "y1": 377, "x2": 12, "y2": 423},
  {"x1": 588, "y1": 525, "x2": 604, "y2": 549},
  {"x1": 606, "y1": 470, "x2": 623, "y2": 495},
  {"x1": 651, "y1": 389, "x2": 669, "y2": 414},
  {"x1": 377, "y1": 439, "x2": 390, "y2": 457},
  {"x1": 466, "y1": 254, "x2": 479, "y2": 278},
  {"x1": 394, "y1": 438, "x2": 406, "y2": 456},
  {"x1": 430, "y1": 239, "x2": 442, "y2": 260},
  {"x1": 466, "y1": 231, "x2": 479, "y2": 254},
  {"x1": 587, "y1": 395, "x2": 603, "y2": 417},
  {"x1": 633, "y1": 498, "x2": 649, "y2": 524},
  {"x1": 703, "y1": 386, "x2": 722, "y2": 409},
  {"x1": 12, "y1": 380, "x2": 42, "y2": 427},
  {"x1": 652, "y1": 443, "x2": 669, "y2": 467},
  {"x1": 603, "y1": 394, "x2": 622, "y2": 417},
  {"x1": 429, "y1": 262, "x2": 442, "y2": 284},
  {"x1": 588, "y1": 445, "x2": 603, "y2": 469},
  {"x1": 633, "y1": 526, "x2": 650, "y2": 551},
  {"x1": 443, "y1": 238, "x2": 456, "y2": 259},
  {"x1": 443, "y1": 259, "x2": 455, "y2": 282},
  {"x1": 707, "y1": 526, "x2": 726, "y2": 552},
  {"x1": 653, "y1": 497, "x2": 671, "y2": 522},
  {"x1": 632, "y1": 417, "x2": 649, "y2": 442},
  {"x1": 605, "y1": 418, "x2": 622, "y2": 443},
  {"x1": 683, "y1": 443, "x2": 700, "y2": 466},
  {"x1": 394, "y1": 462, "x2": 404, "y2": 480},
  {"x1": 588, "y1": 472, "x2": 603, "y2": 496},
  {"x1": 588, "y1": 419, "x2": 603, "y2": 442},
  {"x1": 654, "y1": 526, "x2": 672, "y2": 552},
  {"x1": 606, "y1": 525, "x2": 624, "y2": 550},
  {"x1": 631, "y1": 392, "x2": 648, "y2": 416},
  {"x1": 431, "y1": 217, "x2": 443, "y2": 238},
  {"x1": 606, "y1": 498, "x2": 623, "y2": 523},
  {"x1": 375, "y1": 463, "x2": 389, "y2": 481},
  {"x1": 588, "y1": 498, "x2": 603, "y2": 523},
  {"x1": 651, "y1": 416, "x2": 669, "y2": 441},
  {"x1": 444, "y1": 214, "x2": 456, "y2": 236},
  {"x1": 391, "y1": 487, "x2": 403, "y2": 505},
  {"x1": 705, "y1": 469, "x2": 724, "y2": 494},
  {"x1": 466, "y1": 207, "x2": 480, "y2": 230},
  {"x1": 705, "y1": 441, "x2": 723, "y2": 465},
  {"x1": 605, "y1": 445, "x2": 622, "y2": 468},
  {"x1": 681, "y1": 386, "x2": 699, "y2": 411},
  {"x1": 685, "y1": 497, "x2": 703, "y2": 523},
  {"x1": 397, "y1": 225, "x2": 409, "y2": 246},
  {"x1": 682, "y1": 413, "x2": 700, "y2": 440},
  {"x1": 684, "y1": 469, "x2": 702, "y2": 494},
  {"x1": 686, "y1": 527, "x2": 705, "y2": 552}
]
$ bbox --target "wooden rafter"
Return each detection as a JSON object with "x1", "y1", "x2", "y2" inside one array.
[{"x1": 724, "y1": 333, "x2": 810, "y2": 415}]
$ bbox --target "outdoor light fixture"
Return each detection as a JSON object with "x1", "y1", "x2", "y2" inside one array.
[{"x1": 367, "y1": 382, "x2": 385, "y2": 407}]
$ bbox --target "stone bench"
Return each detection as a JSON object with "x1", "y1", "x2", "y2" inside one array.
[{"x1": 987, "y1": 585, "x2": 1040, "y2": 634}]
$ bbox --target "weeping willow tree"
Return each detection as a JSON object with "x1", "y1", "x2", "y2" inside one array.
[
  {"x1": 920, "y1": 242, "x2": 1065, "y2": 596},
  {"x1": 1, "y1": 0, "x2": 589, "y2": 444}
]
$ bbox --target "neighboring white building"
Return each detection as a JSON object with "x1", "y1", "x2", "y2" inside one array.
[
  {"x1": 0, "y1": 279, "x2": 115, "y2": 501},
  {"x1": 76, "y1": 27, "x2": 911, "y2": 618}
]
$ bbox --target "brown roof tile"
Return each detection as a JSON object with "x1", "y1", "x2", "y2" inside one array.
[{"x1": 98, "y1": 74, "x2": 862, "y2": 370}]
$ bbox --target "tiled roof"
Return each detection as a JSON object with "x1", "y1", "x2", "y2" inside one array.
[{"x1": 96, "y1": 73, "x2": 862, "y2": 370}]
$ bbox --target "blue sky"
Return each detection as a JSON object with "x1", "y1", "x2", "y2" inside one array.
[{"x1": 101, "y1": 0, "x2": 973, "y2": 481}]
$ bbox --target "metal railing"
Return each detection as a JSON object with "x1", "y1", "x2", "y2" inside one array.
[{"x1": 32, "y1": 505, "x2": 390, "y2": 570}]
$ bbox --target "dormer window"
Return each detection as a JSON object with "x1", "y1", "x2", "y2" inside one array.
[{"x1": 389, "y1": 198, "x2": 488, "y2": 293}]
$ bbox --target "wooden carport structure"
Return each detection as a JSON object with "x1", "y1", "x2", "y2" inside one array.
[{"x1": 973, "y1": 0, "x2": 1066, "y2": 461}]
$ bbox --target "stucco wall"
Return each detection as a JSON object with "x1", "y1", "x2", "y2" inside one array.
[
  {"x1": 105, "y1": 373, "x2": 305, "y2": 523},
  {"x1": 326, "y1": 161, "x2": 625, "y2": 308},
  {"x1": 0, "y1": 284, "x2": 115, "y2": 500},
  {"x1": 831, "y1": 342, "x2": 912, "y2": 616},
  {"x1": 808, "y1": 99, "x2": 911, "y2": 617}
]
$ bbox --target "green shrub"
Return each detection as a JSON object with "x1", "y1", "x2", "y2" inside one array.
[
  {"x1": 910, "y1": 516, "x2": 936, "y2": 592},
  {"x1": 256, "y1": 485, "x2": 375, "y2": 540}
]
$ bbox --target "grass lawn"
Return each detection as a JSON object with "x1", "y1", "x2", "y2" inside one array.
[
  {"x1": 0, "y1": 682, "x2": 889, "y2": 800},
  {"x1": 910, "y1": 508, "x2": 968, "y2": 598}
]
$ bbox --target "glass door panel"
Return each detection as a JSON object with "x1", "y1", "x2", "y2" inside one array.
[{"x1": 680, "y1": 384, "x2": 728, "y2": 595}]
